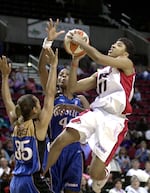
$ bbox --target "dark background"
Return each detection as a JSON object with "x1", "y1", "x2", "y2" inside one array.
[
  {"x1": 0, "y1": 0, "x2": 149, "y2": 31},
  {"x1": 0, "y1": 0, "x2": 149, "y2": 65},
  {"x1": 105, "y1": 0, "x2": 150, "y2": 31}
]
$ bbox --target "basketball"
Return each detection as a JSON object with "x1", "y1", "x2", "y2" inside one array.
[{"x1": 64, "y1": 29, "x2": 89, "y2": 56}]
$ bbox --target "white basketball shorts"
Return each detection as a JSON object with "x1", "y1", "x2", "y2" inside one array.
[{"x1": 66, "y1": 108, "x2": 128, "y2": 165}]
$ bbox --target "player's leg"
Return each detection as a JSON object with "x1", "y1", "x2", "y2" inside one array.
[
  {"x1": 44, "y1": 127, "x2": 80, "y2": 175},
  {"x1": 63, "y1": 145, "x2": 83, "y2": 193},
  {"x1": 33, "y1": 172, "x2": 53, "y2": 193},
  {"x1": 10, "y1": 175, "x2": 40, "y2": 193},
  {"x1": 89, "y1": 154, "x2": 111, "y2": 193},
  {"x1": 89, "y1": 154, "x2": 106, "y2": 180}
]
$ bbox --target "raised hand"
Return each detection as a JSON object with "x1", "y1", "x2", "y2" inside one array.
[
  {"x1": 46, "y1": 18, "x2": 65, "y2": 41},
  {"x1": 0, "y1": 55, "x2": 11, "y2": 76},
  {"x1": 45, "y1": 47, "x2": 58, "y2": 67}
]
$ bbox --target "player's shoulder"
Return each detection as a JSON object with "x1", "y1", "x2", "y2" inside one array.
[
  {"x1": 90, "y1": 72, "x2": 98, "y2": 79},
  {"x1": 55, "y1": 94, "x2": 65, "y2": 101}
]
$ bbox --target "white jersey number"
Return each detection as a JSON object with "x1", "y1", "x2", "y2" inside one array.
[
  {"x1": 59, "y1": 117, "x2": 68, "y2": 128},
  {"x1": 15, "y1": 140, "x2": 32, "y2": 161}
]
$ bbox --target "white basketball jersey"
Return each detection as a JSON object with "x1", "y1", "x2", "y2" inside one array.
[{"x1": 90, "y1": 66, "x2": 135, "y2": 115}]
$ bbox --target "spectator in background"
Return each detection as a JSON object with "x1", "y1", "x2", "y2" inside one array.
[
  {"x1": 0, "y1": 157, "x2": 11, "y2": 178},
  {"x1": 8, "y1": 69, "x2": 16, "y2": 94},
  {"x1": 116, "y1": 147, "x2": 131, "y2": 174},
  {"x1": 137, "y1": 67, "x2": 150, "y2": 80},
  {"x1": 131, "y1": 87, "x2": 142, "y2": 108},
  {"x1": 145, "y1": 177, "x2": 150, "y2": 193},
  {"x1": 133, "y1": 87, "x2": 141, "y2": 102},
  {"x1": 128, "y1": 142, "x2": 136, "y2": 160},
  {"x1": 0, "y1": 115, "x2": 10, "y2": 131},
  {"x1": 3, "y1": 139, "x2": 14, "y2": 159},
  {"x1": 125, "y1": 175, "x2": 148, "y2": 193},
  {"x1": 0, "y1": 132, "x2": 7, "y2": 144},
  {"x1": 135, "y1": 140, "x2": 149, "y2": 168},
  {"x1": 109, "y1": 178, "x2": 126, "y2": 193},
  {"x1": 0, "y1": 157, "x2": 12, "y2": 193},
  {"x1": 136, "y1": 117, "x2": 149, "y2": 134},
  {"x1": 14, "y1": 66, "x2": 27, "y2": 94},
  {"x1": 109, "y1": 155, "x2": 122, "y2": 180},
  {"x1": 120, "y1": 132, "x2": 133, "y2": 150},
  {"x1": 145, "y1": 128, "x2": 150, "y2": 143},
  {"x1": 25, "y1": 78, "x2": 37, "y2": 94},
  {"x1": 129, "y1": 127, "x2": 144, "y2": 145},
  {"x1": 0, "y1": 148, "x2": 10, "y2": 162},
  {"x1": 75, "y1": 18, "x2": 84, "y2": 25},
  {"x1": 126, "y1": 159, "x2": 149, "y2": 183},
  {"x1": 144, "y1": 161, "x2": 150, "y2": 176},
  {"x1": 64, "y1": 12, "x2": 75, "y2": 24}
]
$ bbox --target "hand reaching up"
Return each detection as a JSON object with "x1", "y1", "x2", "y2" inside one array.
[
  {"x1": 45, "y1": 47, "x2": 58, "y2": 68},
  {"x1": 0, "y1": 55, "x2": 11, "y2": 76},
  {"x1": 46, "y1": 18, "x2": 65, "y2": 41}
]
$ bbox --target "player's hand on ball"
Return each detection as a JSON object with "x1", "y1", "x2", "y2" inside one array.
[
  {"x1": 67, "y1": 30, "x2": 79, "y2": 44},
  {"x1": 64, "y1": 29, "x2": 89, "y2": 56}
]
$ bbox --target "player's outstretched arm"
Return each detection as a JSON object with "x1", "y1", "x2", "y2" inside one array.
[
  {"x1": 36, "y1": 48, "x2": 58, "y2": 141},
  {"x1": 68, "y1": 33, "x2": 134, "y2": 73},
  {"x1": 38, "y1": 18, "x2": 65, "y2": 92},
  {"x1": 0, "y1": 56, "x2": 16, "y2": 124}
]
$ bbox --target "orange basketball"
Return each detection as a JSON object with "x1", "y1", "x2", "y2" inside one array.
[{"x1": 64, "y1": 29, "x2": 89, "y2": 56}]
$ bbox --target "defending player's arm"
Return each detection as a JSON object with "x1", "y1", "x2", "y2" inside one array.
[
  {"x1": 36, "y1": 48, "x2": 58, "y2": 141},
  {"x1": 38, "y1": 18, "x2": 65, "y2": 91},
  {"x1": 77, "y1": 94, "x2": 90, "y2": 109},
  {"x1": 38, "y1": 48, "x2": 49, "y2": 91},
  {"x1": 0, "y1": 56, "x2": 16, "y2": 124}
]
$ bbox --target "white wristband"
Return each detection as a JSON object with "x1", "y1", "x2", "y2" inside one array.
[{"x1": 42, "y1": 38, "x2": 53, "y2": 49}]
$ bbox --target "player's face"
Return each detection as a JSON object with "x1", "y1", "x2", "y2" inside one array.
[
  {"x1": 108, "y1": 40, "x2": 127, "y2": 57},
  {"x1": 57, "y1": 68, "x2": 70, "y2": 88}
]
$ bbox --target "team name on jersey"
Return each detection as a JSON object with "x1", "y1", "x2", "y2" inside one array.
[{"x1": 53, "y1": 109, "x2": 79, "y2": 117}]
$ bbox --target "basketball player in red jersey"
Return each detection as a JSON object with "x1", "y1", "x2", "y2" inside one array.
[{"x1": 43, "y1": 31, "x2": 136, "y2": 193}]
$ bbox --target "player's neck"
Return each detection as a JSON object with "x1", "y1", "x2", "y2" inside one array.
[{"x1": 63, "y1": 90, "x2": 74, "y2": 99}]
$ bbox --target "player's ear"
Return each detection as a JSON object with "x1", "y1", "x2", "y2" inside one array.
[
  {"x1": 32, "y1": 106, "x2": 38, "y2": 114},
  {"x1": 124, "y1": 52, "x2": 129, "y2": 57}
]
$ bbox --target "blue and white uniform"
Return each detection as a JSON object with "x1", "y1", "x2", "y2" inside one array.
[
  {"x1": 50, "y1": 94, "x2": 83, "y2": 193},
  {"x1": 10, "y1": 119, "x2": 40, "y2": 193}
]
